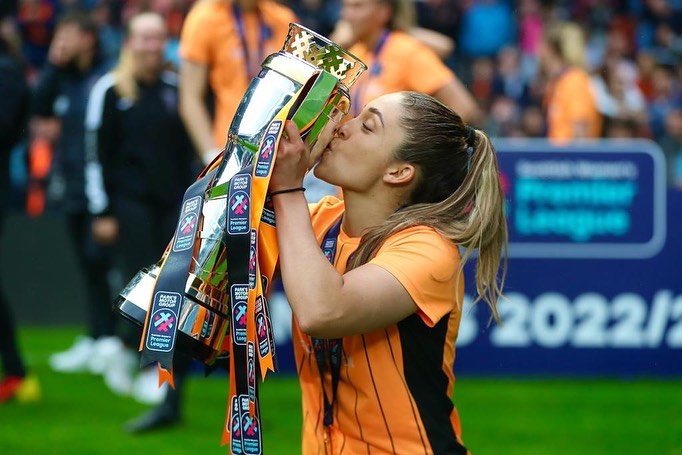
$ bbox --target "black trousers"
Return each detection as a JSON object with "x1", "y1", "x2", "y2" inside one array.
[
  {"x1": 66, "y1": 211, "x2": 116, "y2": 339},
  {"x1": 0, "y1": 212, "x2": 26, "y2": 377}
]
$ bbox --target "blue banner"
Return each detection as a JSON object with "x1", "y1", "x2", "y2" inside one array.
[
  {"x1": 455, "y1": 139, "x2": 680, "y2": 376},
  {"x1": 268, "y1": 140, "x2": 681, "y2": 377}
]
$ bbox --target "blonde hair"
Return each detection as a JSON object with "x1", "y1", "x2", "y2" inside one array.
[
  {"x1": 112, "y1": 12, "x2": 166, "y2": 102},
  {"x1": 545, "y1": 21, "x2": 587, "y2": 68},
  {"x1": 348, "y1": 92, "x2": 508, "y2": 322},
  {"x1": 387, "y1": 0, "x2": 416, "y2": 32}
]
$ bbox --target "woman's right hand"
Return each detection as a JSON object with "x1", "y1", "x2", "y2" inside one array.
[{"x1": 269, "y1": 121, "x2": 310, "y2": 193}]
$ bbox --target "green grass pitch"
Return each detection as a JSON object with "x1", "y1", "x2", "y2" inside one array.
[{"x1": 1, "y1": 327, "x2": 680, "y2": 454}]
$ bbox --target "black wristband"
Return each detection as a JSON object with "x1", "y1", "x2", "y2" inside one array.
[{"x1": 269, "y1": 187, "x2": 306, "y2": 196}]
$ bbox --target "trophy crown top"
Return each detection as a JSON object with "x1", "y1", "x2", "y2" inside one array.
[{"x1": 283, "y1": 23, "x2": 367, "y2": 89}]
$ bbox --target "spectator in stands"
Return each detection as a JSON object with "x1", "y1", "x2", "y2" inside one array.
[
  {"x1": 519, "y1": 105, "x2": 546, "y2": 138},
  {"x1": 591, "y1": 61, "x2": 648, "y2": 136},
  {"x1": 492, "y1": 46, "x2": 531, "y2": 108},
  {"x1": 660, "y1": 109, "x2": 682, "y2": 188},
  {"x1": 16, "y1": 0, "x2": 57, "y2": 76},
  {"x1": 288, "y1": 0, "x2": 340, "y2": 37},
  {"x1": 458, "y1": 0, "x2": 515, "y2": 60},
  {"x1": 539, "y1": 21, "x2": 602, "y2": 141},
  {"x1": 648, "y1": 63, "x2": 682, "y2": 141}
]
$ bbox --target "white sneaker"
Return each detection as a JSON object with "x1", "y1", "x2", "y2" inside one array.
[
  {"x1": 131, "y1": 367, "x2": 168, "y2": 405},
  {"x1": 103, "y1": 347, "x2": 137, "y2": 396},
  {"x1": 48, "y1": 336, "x2": 95, "y2": 373},
  {"x1": 88, "y1": 336, "x2": 125, "y2": 375}
]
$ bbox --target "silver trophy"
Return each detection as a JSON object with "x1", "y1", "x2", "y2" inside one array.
[{"x1": 115, "y1": 24, "x2": 366, "y2": 364}]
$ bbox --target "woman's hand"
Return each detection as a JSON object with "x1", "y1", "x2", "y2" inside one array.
[
  {"x1": 269, "y1": 120, "x2": 310, "y2": 193},
  {"x1": 92, "y1": 216, "x2": 118, "y2": 245}
]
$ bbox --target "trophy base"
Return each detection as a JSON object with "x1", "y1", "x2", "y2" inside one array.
[
  {"x1": 114, "y1": 267, "x2": 229, "y2": 366},
  {"x1": 115, "y1": 298, "x2": 219, "y2": 364}
]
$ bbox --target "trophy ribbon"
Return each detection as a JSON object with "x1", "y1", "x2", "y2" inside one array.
[
  {"x1": 138, "y1": 169, "x2": 218, "y2": 385},
  {"x1": 222, "y1": 101, "x2": 296, "y2": 451}
]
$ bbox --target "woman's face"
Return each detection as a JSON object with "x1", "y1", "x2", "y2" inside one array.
[
  {"x1": 128, "y1": 15, "x2": 167, "y2": 74},
  {"x1": 314, "y1": 93, "x2": 406, "y2": 192}
]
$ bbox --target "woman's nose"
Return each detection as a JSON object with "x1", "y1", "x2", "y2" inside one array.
[{"x1": 335, "y1": 122, "x2": 348, "y2": 138}]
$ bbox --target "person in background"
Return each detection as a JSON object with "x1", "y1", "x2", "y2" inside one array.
[
  {"x1": 270, "y1": 91, "x2": 507, "y2": 454},
  {"x1": 84, "y1": 11, "x2": 196, "y2": 432},
  {"x1": 660, "y1": 109, "x2": 682, "y2": 188},
  {"x1": 647, "y1": 63, "x2": 682, "y2": 141},
  {"x1": 0, "y1": 11, "x2": 41, "y2": 405},
  {"x1": 178, "y1": 0, "x2": 297, "y2": 165},
  {"x1": 539, "y1": 21, "x2": 602, "y2": 141},
  {"x1": 591, "y1": 62, "x2": 648, "y2": 136},
  {"x1": 31, "y1": 9, "x2": 119, "y2": 376},
  {"x1": 331, "y1": 0, "x2": 481, "y2": 125}
]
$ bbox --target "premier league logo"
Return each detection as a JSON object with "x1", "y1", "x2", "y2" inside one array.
[
  {"x1": 254, "y1": 121, "x2": 282, "y2": 178},
  {"x1": 228, "y1": 175, "x2": 251, "y2": 235}
]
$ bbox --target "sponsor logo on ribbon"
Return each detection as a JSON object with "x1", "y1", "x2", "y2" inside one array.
[
  {"x1": 247, "y1": 342, "x2": 256, "y2": 403},
  {"x1": 228, "y1": 175, "x2": 251, "y2": 235},
  {"x1": 261, "y1": 196, "x2": 276, "y2": 227},
  {"x1": 248, "y1": 230, "x2": 257, "y2": 289},
  {"x1": 145, "y1": 292, "x2": 181, "y2": 352},
  {"x1": 231, "y1": 285, "x2": 248, "y2": 345},
  {"x1": 229, "y1": 396, "x2": 244, "y2": 454},
  {"x1": 255, "y1": 296, "x2": 270, "y2": 358},
  {"x1": 238, "y1": 395, "x2": 262, "y2": 455},
  {"x1": 173, "y1": 196, "x2": 202, "y2": 252},
  {"x1": 254, "y1": 121, "x2": 282, "y2": 178}
]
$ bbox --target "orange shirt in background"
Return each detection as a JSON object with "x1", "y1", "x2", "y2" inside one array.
[
  {"x1": 295, "y1": 196, "x2": 468, "y2": 455},
  {"x1": 179, "y1": 0, "x2": 297, "y2": 147},
  {"x1": 348, "y1": 31, "x2": 455, "y2": 115},
  {"x1": 545, "y1": 66, "x2": 602, "y2": 141}
]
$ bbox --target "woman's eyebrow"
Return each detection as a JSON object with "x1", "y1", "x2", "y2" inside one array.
[{"x1": 367, "y1": 107, "x2": 385, "y2": 128}]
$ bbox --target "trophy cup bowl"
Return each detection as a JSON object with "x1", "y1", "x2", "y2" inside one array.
[{"x1": 114, "y1": 23, "x2": 366, "y2": 364}]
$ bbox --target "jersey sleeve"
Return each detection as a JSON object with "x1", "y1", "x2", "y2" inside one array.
[
  {"x1": 369, "y1": 227, "x2": 462, "y2": 326},
  {"x1": 179, "y1": 3, "x2": 214, "y2": 65},
  {"x1": 402, "y1": 40, "x2": 454, "y2": 95}
]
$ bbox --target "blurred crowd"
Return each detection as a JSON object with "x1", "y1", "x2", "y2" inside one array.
[
  {"x1": 1, "y1": 0, "x2": 681, "y2": 189},
  {"x1": 1, "y1": 0, "x2": 682, "y2": 432}
]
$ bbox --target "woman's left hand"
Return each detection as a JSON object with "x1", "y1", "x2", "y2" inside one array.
[{"x1": 269, "y1": 120, "x2": 310, "y2": 193}]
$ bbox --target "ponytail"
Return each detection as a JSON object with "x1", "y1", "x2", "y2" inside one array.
[{"x1": 348, "y1": 92, "x2": 507, "y2": 322}]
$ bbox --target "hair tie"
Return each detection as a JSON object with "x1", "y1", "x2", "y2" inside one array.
[
  {"x1": 464, "y1": 125, "x2": 476, "y2": 171},
  {"x1": 465, "y1": 125, "x2": 477, "y2": 148}
]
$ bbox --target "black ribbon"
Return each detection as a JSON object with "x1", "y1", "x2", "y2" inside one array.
[{"x1": 140, "y1": 169, "x2": 217, "y2": 372}]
